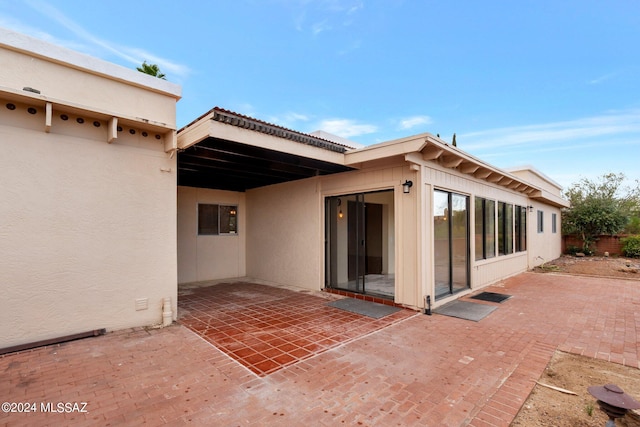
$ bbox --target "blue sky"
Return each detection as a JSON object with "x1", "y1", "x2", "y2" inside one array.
[{"x1": 2, "y1": 0, "x2": 639, "y2": 189}]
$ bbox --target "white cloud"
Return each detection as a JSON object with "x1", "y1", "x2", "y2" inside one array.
[
  {"x1": 312, "y1": 20, "x2": 331, "y2": 35},
  {"x1": 399, "y1": 115, "x2": 433, "y2": 130},
  {"x1": 286, "y1": 0, "x2": 363, "y2": 35},
  {"x1": 318, "y1": 118, "x2": 378, "y2": 138},
  {"x1": 588, "y1": 71, "x2": 619, "y2": 85},
  {"x1": 22, "y1": 0, "x2": 191, "y2": 80},
  {"x1": 460, "y1": 110, "x2": 640, "y2": 151},
  {"x1": 267, "y1": 111, "x2": 310, "y2": 128}
]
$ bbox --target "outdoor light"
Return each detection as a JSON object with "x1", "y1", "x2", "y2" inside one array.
[
  {"x1": 527, "y1": 205, "x2": 534, "y2": 212},
  {"x1": 337, "y1": 198, "x2": 344, "y2": 219},
  {"x1": 588, "y1": 383, "x2": 640, "y2": 427},
  {"x1": 403, "y1": 180, "x2": 413, "y2": 194}
]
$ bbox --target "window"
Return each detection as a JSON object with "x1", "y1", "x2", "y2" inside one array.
[
  {"x1": 537, "y1": 210, "x2": 544, "y2": 233},
  {"x1": 498, "y1": 202, "x2": 513, "y2": 255},
  {"x1": 515, "y1": 205, "x2": 527, "y2": 252},
  {"x1": 474, "y1": 197, "x2": 495, "y2": 260},
  {"x1": 198, "y1": 204, "x2": 238, "y2": 235},
  {"x1": 552, "y1": 213, "x2": 557, "y2": 233}
]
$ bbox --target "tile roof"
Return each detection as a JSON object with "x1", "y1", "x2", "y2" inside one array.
[{"x1": 180, "y1": 107, "x2": 351, "y2": 153}]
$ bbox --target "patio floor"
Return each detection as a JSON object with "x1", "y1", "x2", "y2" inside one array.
[
  {"x1": 177, "y1": 282, "x2": 414, "y2": 376},
  {"x1": 1, "y1": 272, "x2": 639, "y2": 426}
]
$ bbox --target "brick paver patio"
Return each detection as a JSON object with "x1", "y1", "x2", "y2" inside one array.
[{"x1": 1, "y1": 272, "x2": 639, "y2": 426}]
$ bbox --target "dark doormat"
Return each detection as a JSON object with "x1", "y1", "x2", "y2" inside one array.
[
  {"x1": 470, "y1": 291, "x2": 512, "y2": 303},
  {"x1": 327, "y1": 298, "x2": 401, "y2": 319},
  {"x1": 434, "y1": 300, "x2": 497, "y2": 322}
]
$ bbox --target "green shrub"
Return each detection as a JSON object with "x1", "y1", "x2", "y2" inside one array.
[
  {"x1": 566, "y1": 245, "x2": 580, "y2": 255},
  {"x1": 621, "y1": 235, "x2": 640, "y2": 258}
]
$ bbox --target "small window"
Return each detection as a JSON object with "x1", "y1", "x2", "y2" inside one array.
[
  {"x1": 552, "y1": 213, "x2": 557, "y2": 233},
  {"x1": 537, "y1": 210, "x2": 544, "y2": 233},
  {"x1": 198, "y1": 204, "x2": 238, "y2": 235}
]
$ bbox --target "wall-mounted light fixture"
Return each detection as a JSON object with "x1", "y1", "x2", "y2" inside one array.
[
  {"x1": 527, "y1": 205, "x2": 534, "y2": 212},
  {"x1": 403, "y1": 180, "x2": 413, "y2": 194}
]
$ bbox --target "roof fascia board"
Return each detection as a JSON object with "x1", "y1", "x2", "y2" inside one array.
[
  {"x1": 0, "y1": 84, "x2": 175, "y2": 132},
  {"x1": 204, "y1": 119, "x2": 346, "y2": 165},
  {"x1": 0, "y1": 28, "x2": 181, "y2": 100},
  {"x1": 505, "y1": 165, "x2": 564, "y2": 190},
  {"x1": 177, "y1": 111, "x2": 215, "y2": 150},
  {"x1": 344, "y1": 134, "x2": 429, "y2": 165},
  {"x1": 420, "y1": 135, "x2": 552, "y2": 197},
  {"x1": 531, "y1": 190, "x2": 571, "y2": 208}
]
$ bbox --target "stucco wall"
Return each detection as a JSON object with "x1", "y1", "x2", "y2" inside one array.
[
  {"x1": 245, "y1": 178, "x2": 323, "y2": 290},
  {"x1": 0, "y1": 108, "x2": 177, "y2": 348},
  {"x1": 526, "y1": 202, "x2": 563, "y2": 266},
  {"x1": 0, "y1": 30, "x2": 180, "y2": 349},
  {"x1": 0, "y1": 29, "x2": 179, "y2": 127},
  {"x1": 177, "y1": 186, "x2": 246, "y2": 283}
]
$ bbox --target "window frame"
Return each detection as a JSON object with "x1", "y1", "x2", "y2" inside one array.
[
  {"x1": 498, "y1": 201, "x2": 514, "y2": 256},
  {"x1": 198, "y1": 203, "x2": 238, "y2": 236},
  {"x1": 537, "y1": 210, "x2": 544, "y2": 233},
  {"x1": 514, "y1": 205, "x2": 527, "y2": 252},
  {"x1": 474, "y1": 197, "x2": 496, "y2": 261}
]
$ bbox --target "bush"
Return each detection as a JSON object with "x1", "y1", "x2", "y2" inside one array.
[
  {"x1": 621, "y1": 235, "x2": 640, "y2": 258},
  {"x1": 566, "y1": 245, "x2": 581, "y2": 255},
  {"x1": 565, "y1": 244, "x2": 594, "y2": 256}
]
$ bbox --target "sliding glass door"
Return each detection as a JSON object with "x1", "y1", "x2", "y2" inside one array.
[
  {"x1": 325, "y1": 190, "x2": 394, "y2": 298},
  {"x1": 434, "y1": 190, "x2": 470, "y2": 299}
]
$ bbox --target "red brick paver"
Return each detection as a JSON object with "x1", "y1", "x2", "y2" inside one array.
[
  {"x1": 1, "y1": 272, "x2": 639, "y2": 426},
  {"x1": 178, "y1": 282, "x2": 415, "y2": 376}
]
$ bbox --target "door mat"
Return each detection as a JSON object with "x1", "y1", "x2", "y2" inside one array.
[
  {"x1": 327, "y1": 298, "x2": 401, "y2": 319},
  {"x1": 434, "y1": 300, "x2": 497, "y2": 322},
  {"x1": 470, "y1": 291, "x2": 512, "y2": 303}
]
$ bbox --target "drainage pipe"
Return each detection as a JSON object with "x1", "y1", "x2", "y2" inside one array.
[
  {"x1": 0, "y1": 328, "x2": 106, "y2": 356},
  {"x1": 162, "y1": 297, "x2": 173, "y2": 327},
  {"x1": 424, "y1": 295, "x2": 432, "y2": 315}
]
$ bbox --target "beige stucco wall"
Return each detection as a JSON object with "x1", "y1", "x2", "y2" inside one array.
[
  {"x1": 0, "y1": 104, "x2": 177, "y2": 348},
  {"x1": 526, "y1": 202, "x2": 563, "y2": 267},
  {"x1": 245, "y1": 178, "x2": 323, "y2": 290},
  {"x1": 0, "y1": 28, "x2": 179, "y2": 128},
  {"x1": 177, "y1": 186, "x2": 246, "y2": 283},
  {"x1": 0, "y1": 30, "x2": 180, "y2": 349}
]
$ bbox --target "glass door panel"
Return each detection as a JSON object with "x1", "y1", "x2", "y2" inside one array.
[
  {"x1": 434, "y1": 190, "x2": 451, "y2": 298},
  {"x1": 451, "y1": 193, "x2": 469, "y2": 294},
  {"x1": 325, "y1": 190, "x2": 395, "y2": 298},
  {"x1": 434, "y1": 190, "x2": 469, "y2": 299}
]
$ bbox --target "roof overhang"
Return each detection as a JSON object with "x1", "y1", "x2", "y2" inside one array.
[
  {"x1": 346, "y1": 133, "x2": 569, "y2": 208},
  {"x1": 177, "y1": 108, "x2": 353, "y2": 192}
]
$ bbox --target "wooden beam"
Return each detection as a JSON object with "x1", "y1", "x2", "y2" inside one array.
[
  {"x1": 474, "y1": 169, "x2": 492, "y2": 179},
  {"x1": 164, "y1": 130, "x2": 177, "y2": 154},
  {"x1": 459, "y1": 162, "x2": 480, "y2": 174},
  {"x1": 440, "y1": 155, "x2": 463, "y2": 168},
  {"x1": 422, "y1": 145, "x2": 444, "y2": 160},
  {"x1": 487, "y1": 173, "x2": 503, "y2": 183},
  {"x1": 45, "y1": 102, "x2": 52, "y2": 133},
  {"x1": 108, "y1": 117, "x2": 118, "y2": 143}
]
